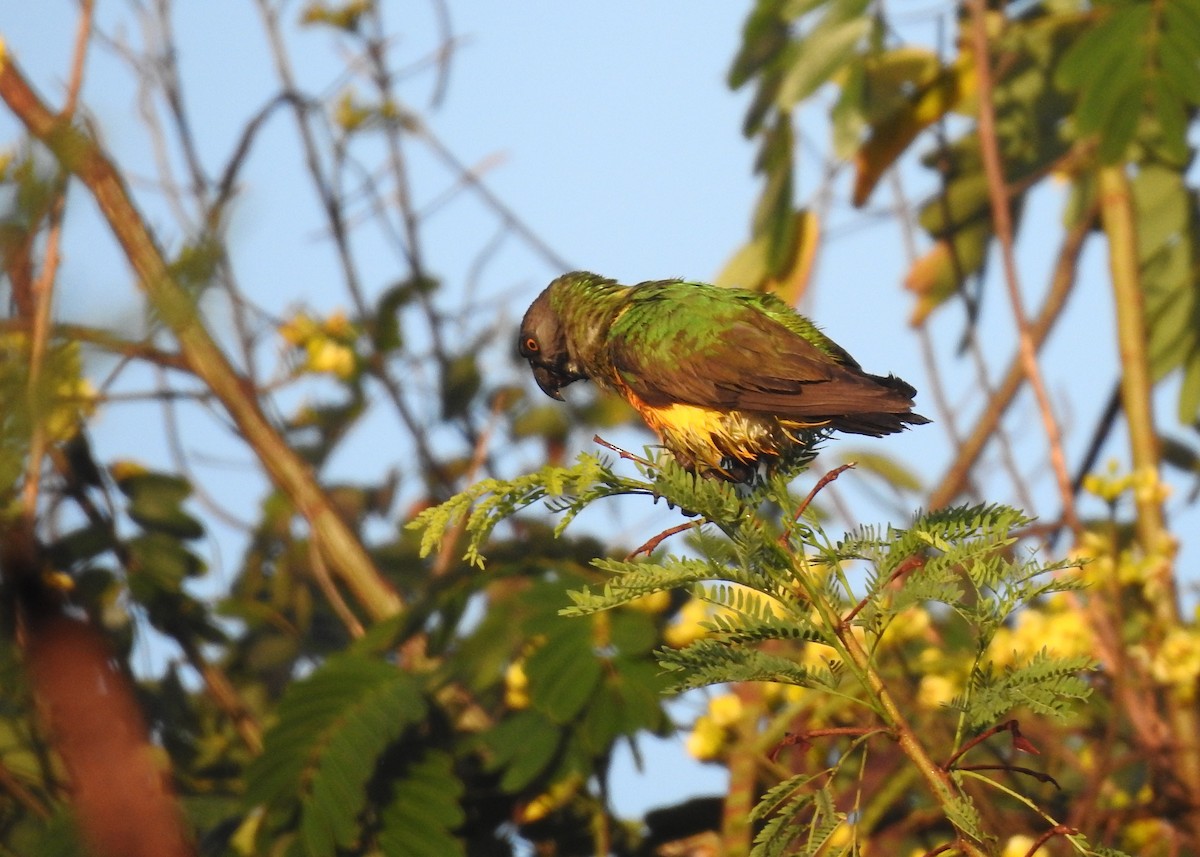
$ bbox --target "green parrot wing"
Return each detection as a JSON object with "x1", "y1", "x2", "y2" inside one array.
[{"x1": 607, "y1": 282, "x2": 913, "y2": 418}]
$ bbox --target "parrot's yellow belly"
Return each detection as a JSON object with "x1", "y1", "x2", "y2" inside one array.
[{"x1": 635, "y1": 401, "x2": 824, "y2": 477}]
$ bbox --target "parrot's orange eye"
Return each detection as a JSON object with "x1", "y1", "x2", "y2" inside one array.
[{"x1": 524, "y1": 337, "x2": 539, "y2": 353}]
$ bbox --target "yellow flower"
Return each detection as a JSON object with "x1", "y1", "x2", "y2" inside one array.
[
  {"x1": 664, "y1": 598, "x2": 710, "y2": 648},
  {"x1": 1001, "y1": 834, "x2": 1047, "y2": 857},
  {"x1": 707, "y1": 693, "x2": 743, "y2": 728},
  {"x1": 334, "y1": 89, "x2": 372, "y2": 132},
  {"x1": 305, "y1": 339, "x2": 357, "y2": 379},
  {"x1": 109, "y1": 459, "x2": 149, "y2": 482},
  {"x1": 686, "y1": 715, "x2": 727, "y2": 761},
  {"x1": 504, "y1": 661, "x2": 530, "y2": 710},
  {"x1": 1132, "y1": 466, "x2": 1172, "y2": 504},
  {"x1": 1123, "y1": 817, "x2": 1171, "y2": 855},
  {"x1": 230, "y1": 806, "x2": 264, "y2": 856},
  {"x1": 917, "y1": 674, "x2": 958, "y2": 710},
  {"x1": 278, "y1": 312, "x2": 318, "y2": 346},
  {"x1": 881, "y1": 605, "x2": 932, "y2": 647},
  {"x1": 991, "y1": 594, "x2": 1092, "y2": 666},
  {"x1": 627, "y1": 589, "x2": 671, "y2": 614},
  {"x1": 1151, "y1": 628, "x2": 1200, "y2": 699},
  {"x1": 517, "y1": 774, "x2": 583, "y2": 823},
  {"x1": 322, "y1": 309, "x2": 354, "y2": 338},
  {"x1": 828, "y1": 820, "x2": 855, "y2": 850}
]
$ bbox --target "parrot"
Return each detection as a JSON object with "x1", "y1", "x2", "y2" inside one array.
[{"x1": 518, "y1": 271, "x2": 929, "y2": 481}]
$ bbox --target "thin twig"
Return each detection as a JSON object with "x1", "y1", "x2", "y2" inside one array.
[
  {"x1": 793, "y1": 463, "x2": 854, "y2": 525},
  {"x1": 1025, "y1": 824, "x2": 1079, "y2": 857},
  {"x1": 20, "y1": 190, "x2": 65, "y2": 524},
  {"x1": 308, "y1": 539, "x2": 365, "y2": 639},
  {"x1": 62, "y1": 0, "x2": 95, "y2": 117},
  {"x1": 957, "y1": 764, "x2": 1060, "y2": 789},
  {"x1": 842, "y1": 554, "x2": 924, "y2": 626},
  {"x1": 593, "y1": 434, "x2": 655, "y2": 468},
  {"x1": 943, "y1": 719, "x2": 1034, "y2": 771},
  {"x1": 966, "y1": 0, "x2": 1079, "y2": 533},
  {"x1": 772, "y1": 726, "x2": 892, "y2": 757},
  {"x1": 430, "y1": 400, "x2": 503, "y2": 578},
  {"x1": 920, "y1": 843, "x2": 955, "y2": 857},
  {"x1": 627, "y1": 520, "x2": 703, "y2": 560}
]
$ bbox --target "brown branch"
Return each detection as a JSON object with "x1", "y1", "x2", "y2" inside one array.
[
  {"x1": 0, "y1": 320, "x2": 193, "y2": 372},
  {"x1": 780, "y1": 463, "x2": 854, "y2": 545},
  {"x1": 965, "y1": 0, "x2": 1080, "y2": 533},
  {"x1": 1099, "y1": 163, "x2": 1200, "y2": 833},
  {"x1": 62, "y1": 0, "x2": 95, "y2": 117},
  {"x1": 1024, "y1": 824, "x2": 1078, "y2": 857},
  {"x1": 308, "y1": 538, "x2": 365, "y2": 639},
  {"x1": 772, "y1": 726, "x2": 892, "y2": 759},
  {"x1": 627, "y1": 520, "x2": 703, "y2": 560},
  {"x1": 0, "y1": 47, "x2": 402, "y2": 621},
  {"x1": 944, "y1": 719, "x2": 1039, "y2": 772},
  {"x1": 253, "y1": 0, "x2": 450, "y2": 489},
  {"x1": 927, "y1": 198, "x2": 1096, "y2": 513},
  {"x1": 20, "y1": 188, "x2": 65, "y2": 523},
  {"x1": 842, "y1": 554, "x2": 925, "y2": 626},
  {"x1": 593, "y1": 434, "x2": 655, "y2": 468},
  {"x1": 1, "y1": 524, "x2": 195, "y2": 857},
  {"x1": 921, "y1": 843, "x2": 956, "y2": 857},
  {"x1": 173, "y1": 634, "x2": 264, "y2": 755}
]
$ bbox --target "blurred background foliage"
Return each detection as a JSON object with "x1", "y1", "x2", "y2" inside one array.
[{"x1": 1, "y1": 0, "x2": 1200, "y2": 855}]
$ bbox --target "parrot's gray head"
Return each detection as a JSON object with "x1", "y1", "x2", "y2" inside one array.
[{"x1": 519, "y1": 287, "x2": 587, "y2": 401}]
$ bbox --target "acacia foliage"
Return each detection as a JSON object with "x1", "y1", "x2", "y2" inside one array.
[{"x1": 1, "y1": 1, "x2": 1200, "y2": 856}]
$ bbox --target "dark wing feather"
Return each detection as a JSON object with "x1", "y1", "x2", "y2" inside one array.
[{"x1": 608, "y1": 290, "x2": 923, "y2": 433}]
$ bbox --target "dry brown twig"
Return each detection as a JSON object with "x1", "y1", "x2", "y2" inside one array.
[{"x1": 965, "y1": 0, "x2": 1080, "y2": 534}]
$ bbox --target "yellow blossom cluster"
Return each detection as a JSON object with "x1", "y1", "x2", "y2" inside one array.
[
  {"x1": 626, "y1": 589, "x2": 671, "y2": 614},
  {"x1": 663, "y1": 596, "x2": 711, "y2": 648},
  {"x1": 278, "y1": 310, "x2": 359, "y2": 380},
  {"x1": 1081, "y1": 460, "x2": 1172, "y2": 506},
  {"x1": 1070, "y1": 527, "x2": 1174, "y2": 593},
  {"x1": 300, "y1": 0, "x2": 372, "y2": 31},
  {"x1": 685, "y1": 692, "x2": 743, "y2": 761},
  {"x1": 988, "y1": 593, "x2": 1093, "y2": 669},
  {"x1": 1121, "y1": 816, "x2": 1172, "y2": 856},
  {"x1": 516, "y1": 773, "x2": 584, "y2": 823},
  {"x1": 1149, "y1": 627, "x2": 1200, "y2": 700},
  {"x1": 1000, "y1": 834, "x2": 1048, "y2": 857},
  {"x1": 504, "y1": 660, "x2": 530, "y2": 710}
]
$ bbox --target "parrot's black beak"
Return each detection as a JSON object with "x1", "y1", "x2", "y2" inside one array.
[{"x1": 531, "y1": 364, "x2": 567, "y2": 401}]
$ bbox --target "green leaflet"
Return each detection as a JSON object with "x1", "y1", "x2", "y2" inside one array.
[
  {"x1": 245, "y1": 655, "x2": 429, "y2": 855},
  {"x1": 378, "y1": 751, "x2": 466, "y2": 857}
]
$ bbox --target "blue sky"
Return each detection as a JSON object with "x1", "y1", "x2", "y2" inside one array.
[{"x1": 6, "y1": 0, "x2": 1197, "y2": 824}]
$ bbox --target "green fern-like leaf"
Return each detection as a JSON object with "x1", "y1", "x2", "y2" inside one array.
[
  {"x1": 942, "y1": 794, "x2": 986, "y2": 844},
  {"x1": 751, "y1": 785, "x2": 817, "y2": 857},
  {"x1": 245, "y1": 655, "x2": 428, "y2": 854},
  {"x1": 562, "y1": 557, "x2": 717, "y2": 615},
  {"x1": 657, "y1": 638, "x2": 840, "y2": 693},
  {"x1": 407, "y1": 453, "x2": 626, "y2": 567},
  {"x1": 378, "y1": 750, "x2": 465, "y2": 857},
  {"x1": 958, "y1": 649, "x2": 1095, "y2": 728},
  {"x1": 801, "y1": 787, "x2": 844, "y2": 857}
]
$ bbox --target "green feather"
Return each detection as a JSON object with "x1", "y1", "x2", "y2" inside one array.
[{"x1": 520, "y1": 272, "x2": 928, "y2": 480}]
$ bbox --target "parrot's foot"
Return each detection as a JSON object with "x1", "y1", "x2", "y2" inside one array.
[{"x1": 714, "y1": 457, "x2": 770, "y2": 487}]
